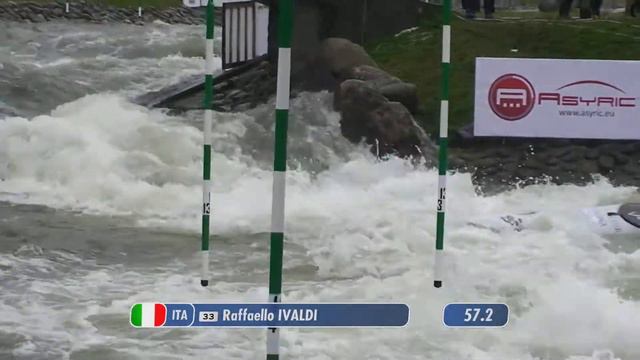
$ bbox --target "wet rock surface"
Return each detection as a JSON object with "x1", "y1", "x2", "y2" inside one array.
[
  {"x1": 321, "y1": 38, "x2": 435, "y2": 163},
  {"x1": 450, "y1": 139, "x2": 640, "y2": 193},
  {"x1": 336, "y1": 79, "x2": 436, "y2": 164},
  {"x1": 134, "y1": 59, "x2": 277, "y2": 115}
]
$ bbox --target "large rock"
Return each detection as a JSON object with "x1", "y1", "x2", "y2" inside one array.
[
  {"x1": 320, "y1": 38, "x2": 378, "y2": 80},
  {"x1": 339, "y1": 64, "x2": 419, "y2": 114},
  {"x1": 598, "y1": 155, "x2": 615, "y2": 172},
  {"x1": 338, "y1": 79, "x2": 435, "y2": 163},
  {"x1": 377, "y1": 81, "x2": 419, "y2": 115},
  {"x1": 322, "y1": 38, "x2": 428, "y2": 161},
  {"x1": 347, "y1": 65, "x2": 394, "y2": 82},
  {"x1": 31, "y1": 13, "x2": 46, "y2": 23},
  {"x1": 337, "y1": 79, "x2": 388, "y2": 129}
]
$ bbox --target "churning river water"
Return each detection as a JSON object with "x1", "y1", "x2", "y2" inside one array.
[{"x1": 0, "y1": 20, "x2": 639, "y2": 360}]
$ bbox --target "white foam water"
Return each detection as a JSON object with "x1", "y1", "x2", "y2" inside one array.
[{"x1": 1, "y1": 94, "x2": 639, "y2": 359}]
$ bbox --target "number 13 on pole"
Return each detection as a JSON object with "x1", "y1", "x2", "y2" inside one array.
[
  {"x1": 201, "y1": 0, "x2": 215, "y2": 287},
  {"x1": 434, "y1": 0, "x2": 452, "y2": 289},
  {"x1": 266, "y1": 0, "x2": 294, "y2": 359}
]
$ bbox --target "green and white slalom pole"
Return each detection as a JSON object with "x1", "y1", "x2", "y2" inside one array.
[
  {"x1": 201, "y1": 0, "x2": 214, "y2": 288},
  {"x1": 434, "y1": 0, "x2": 451, "y2": 289},
  {"x1": 267, "y1": 0, "x2": 293, "y2": 358}
]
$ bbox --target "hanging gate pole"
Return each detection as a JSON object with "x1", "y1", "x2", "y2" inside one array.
[
  {"x1": 266, "y1": 0, "x2": 293, "y2": 358},
  {"x1": 434, "y1": 0, "x2": 451, "y2": 289},
  {"x1": 201, "y1": 0, "x2": 215, "y2": 287}
]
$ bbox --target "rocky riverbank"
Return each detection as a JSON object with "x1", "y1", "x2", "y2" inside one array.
[
  {"x1": 134, "y1": 59, "x2": 277, "y2": 113},
  {"x1": 303, "y1": 38, "x2": 640, "y2": 192},
  {"x1": 135, "y1": 32, "x2": 639, "y2": 193},
  {"x1": 302, "y1": 37, "x2": 438, "y2": 165},
  {"x1": 452, "y1": 139, "x2": 640, "y2": 194},
  {"x1": 212, "y1": 61, "x2": 277, "y2": 113},
  {"x1": 0, "y1": 1, "x2": 211, "y2": 25}
]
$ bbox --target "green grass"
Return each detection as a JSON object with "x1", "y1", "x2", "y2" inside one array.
[
  {"x1": 3, "y1": 0, "x2": 184, "y2": 9},
  {"x1": 366, "y1": 5, "x2": 640, "y2": 135}
]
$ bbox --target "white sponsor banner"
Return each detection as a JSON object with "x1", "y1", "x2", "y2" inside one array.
[
  {"x1": 183, "y1": 0, "x2": 250, "y2": 8},
  {"x1": 474, "y1": 57, "x2": 640, "y2": 139},
  {"x1": 183, "y1": 0, "x2": 206, "y2": 7}
]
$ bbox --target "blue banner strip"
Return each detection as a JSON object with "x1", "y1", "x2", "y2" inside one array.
[{"x1": 161, "y1": 303, "x2": 409, "y2": 328}]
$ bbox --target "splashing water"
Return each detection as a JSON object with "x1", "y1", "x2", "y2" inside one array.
[{"x1": 0, "y1": 21, "x2": 638, "y2": 360}]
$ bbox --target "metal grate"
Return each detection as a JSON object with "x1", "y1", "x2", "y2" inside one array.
[{"x1": 222, "y1": 1, "x2": 258, "y2": 69}]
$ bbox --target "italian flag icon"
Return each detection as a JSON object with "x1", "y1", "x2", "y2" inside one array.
[{"x1": 130, "y1": 303, "x2": 167, "y2": 327}]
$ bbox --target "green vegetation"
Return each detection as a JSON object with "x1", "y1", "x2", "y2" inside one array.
[
  {"x1": 3, "y1": 0, "x2": 184, "y2": 9},
  {"x1": 367, "y1": 6, "x2": 640, "y2": 134}
]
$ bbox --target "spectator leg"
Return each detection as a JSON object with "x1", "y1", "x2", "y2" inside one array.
[
  {"x1": 484, "y1": 0, "x2": 495, "y2": 18},
  {"x1": 590, "y1": 0, "x2": 602, "y2": 16},
  {"x1": 462, "y1": 0, "x2": 480, "y2": 18},
  {"x1": 559, "y1": 0, "x2": 573, "y2": 17}
]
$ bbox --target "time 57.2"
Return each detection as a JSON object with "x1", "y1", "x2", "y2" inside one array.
[{"x1": 464, "y1": 308, "x2": 493, "y2": 322}]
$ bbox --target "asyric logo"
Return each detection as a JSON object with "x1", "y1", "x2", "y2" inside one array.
[
  {"x1": 537, "y1": 80, "x2": 636, "y2": 108},
  {"x1": 488, "y1": 74, "x2": 637, "y2": 121},
  {"x1": 489, "y1": 74, "x2": 536, "y2": 121}
]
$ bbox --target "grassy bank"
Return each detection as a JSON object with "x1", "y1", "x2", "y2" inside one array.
[
  {"x1": 367, "y1": 6, "x2": 640, "y2": 135},
  {"x1": 2, "y1": 0, "x2": 184, "y2": 9}
]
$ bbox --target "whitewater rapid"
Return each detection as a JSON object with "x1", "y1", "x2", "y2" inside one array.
[{"x1": 0, "y1": 20, "x2": 639, "y2": 360}]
